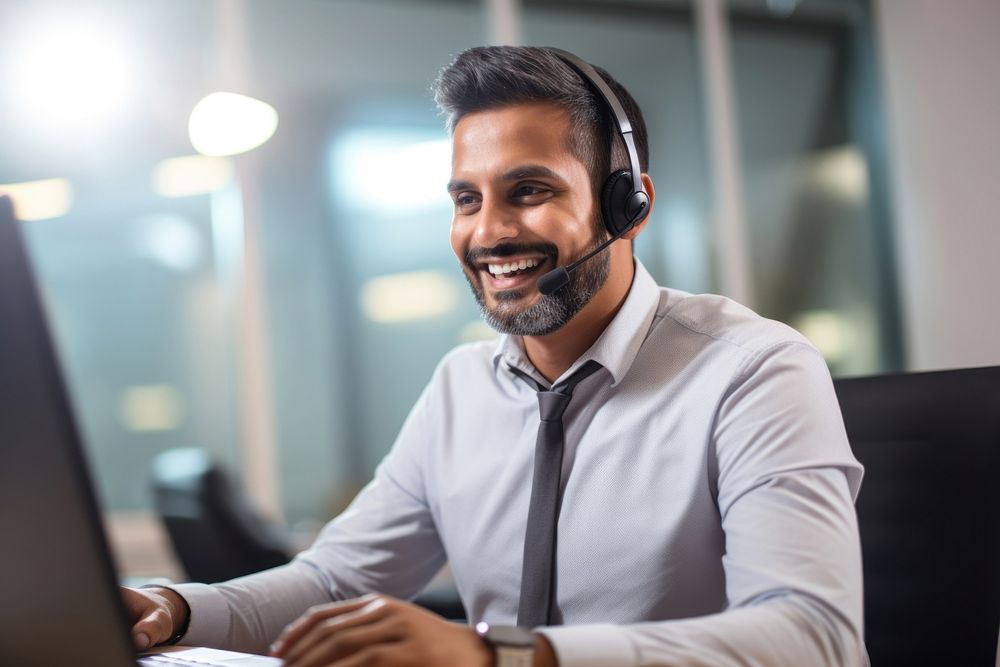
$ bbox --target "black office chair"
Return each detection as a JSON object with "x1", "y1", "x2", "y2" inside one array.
[
  {"x1": 150, "y1": 447, "x2": 467, "y2": 619},
  {"x1": 833, "y1": 366, "x2": 1000, "y2": 666},
  {"x1": 151, "y1": 448, "x2": 293, "y2": 584}
]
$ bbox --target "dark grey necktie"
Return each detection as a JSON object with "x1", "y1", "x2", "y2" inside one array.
[{"x1": 509, "y1": 359, "x2": 603, "y2": 628}]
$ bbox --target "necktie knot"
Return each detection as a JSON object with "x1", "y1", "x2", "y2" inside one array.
[{"x1": 538, "y1": 391, "x2": 571, "y2": 421}]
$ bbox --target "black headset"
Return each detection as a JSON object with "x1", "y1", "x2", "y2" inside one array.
[
  {"x1": 535, "y1": 48, "x2": 651, "y2": 295},
  {"x1": 550, "y1": 48, "x2": 650, "y2": 237}
]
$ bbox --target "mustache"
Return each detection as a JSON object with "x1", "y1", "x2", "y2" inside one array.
[{"x1": 464, "y1": 242, "x2": 558, "y2": 268}]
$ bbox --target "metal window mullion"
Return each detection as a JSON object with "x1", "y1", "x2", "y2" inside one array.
[
  {"x1": 487, "y1": 0, "x2": 523, "y2": 45},
  {"x1": 695, "y1": 0, "x2": 755, "y2": 308}
]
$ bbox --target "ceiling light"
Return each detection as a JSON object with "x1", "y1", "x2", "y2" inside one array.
[
  {"x1": 189, "y1": 92, "x2": 279, "y2": 157},
  {"x1": 8, "y1": 19, "x2": 133, "y2": 132}
]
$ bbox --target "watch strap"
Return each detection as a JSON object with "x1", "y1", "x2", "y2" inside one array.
[
  {"x1": 495, "y1": 645, "x2": 534, "y2": 667},
  {"x1": 476, "y1": 623, "x2": 536, "y2": 667}
]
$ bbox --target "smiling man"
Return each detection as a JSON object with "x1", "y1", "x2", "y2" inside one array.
[
  {"x1": 448, "y1": 100, "x2": 645, "y2": 380},
  {"x1": 125, "y1": 47, "x2": 866, "y2": 667}
]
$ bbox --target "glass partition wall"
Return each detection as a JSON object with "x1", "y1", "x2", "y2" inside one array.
[{"x1": 0, "y1": 0, "x2": 896, "y2": 574}]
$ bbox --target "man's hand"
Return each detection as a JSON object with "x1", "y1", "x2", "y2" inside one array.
[
  {"x1": 269, "y1": 594, "x2": 492, "y2": 667},
  {"x1": 121, "y1": 586, "x2": 189, "y2": 651}
]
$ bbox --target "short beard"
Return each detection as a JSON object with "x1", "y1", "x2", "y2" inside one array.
[{"x1": 462, "y1": 236, "x2": 610, "y2": 337}]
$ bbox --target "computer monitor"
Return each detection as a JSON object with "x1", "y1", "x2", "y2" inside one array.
[
  {"x1": 0, "y1": 197, "x2": 279, "y2": 666},
  {"x1": 0, "y1": 195, "x2": 142, "y2": 664}
]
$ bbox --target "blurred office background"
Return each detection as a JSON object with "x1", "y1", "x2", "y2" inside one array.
[{"x1": 1, "y1": 0, "x2": 997, "y2": 578}]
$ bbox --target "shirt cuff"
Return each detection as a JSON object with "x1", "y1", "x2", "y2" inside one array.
[
  {"x1": 168, "y1": 582, "x2": 232, "y2": 647},
  {"x1": 537, "y1": 623, "x2": 636, "y2": 667}
]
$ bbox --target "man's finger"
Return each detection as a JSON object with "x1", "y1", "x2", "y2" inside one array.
[
  {"x1": 131, "y1": 606, "x2": 174, "y2": 650},
  {"x1": 271, "y1": 594, "x2": 383, "y2": 657},
  {"x1": 120, "y1": 587, "x2": 173, "y2": 650},
  {"x1": 278, "y1": 597, "x2": 388, "y2": 663}
]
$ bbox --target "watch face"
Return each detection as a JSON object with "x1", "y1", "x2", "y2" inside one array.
[{"x1": 477, "y1": 623, "x2": 536, "y2": 648}]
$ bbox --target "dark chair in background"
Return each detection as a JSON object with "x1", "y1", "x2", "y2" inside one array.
[
  {"x1": 150, "y1": 447, "x2": 466, "y2": 619},
  {"x1": 151, "y1": 448, "x2": 292, "y2": 584},
  {"x1": 834, "y1": 365, "x2": 1000, "y2": 666}
]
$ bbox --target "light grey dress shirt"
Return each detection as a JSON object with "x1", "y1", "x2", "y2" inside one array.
[{"x1": 175, "y1": 260, "x2": 866, "y2": 666}]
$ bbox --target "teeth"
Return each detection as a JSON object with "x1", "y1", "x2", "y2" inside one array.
[{"x1": 488, "y1": 258, "x2": 540, "y2": 276}]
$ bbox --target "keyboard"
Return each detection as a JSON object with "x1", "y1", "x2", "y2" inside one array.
[{"x1": 138, "y1": 647, "x2": 282, "y2": 666}]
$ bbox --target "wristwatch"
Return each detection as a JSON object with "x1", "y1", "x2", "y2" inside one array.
[{"x1": 475, "y1": 622, "x2": 536, "y2": 667}]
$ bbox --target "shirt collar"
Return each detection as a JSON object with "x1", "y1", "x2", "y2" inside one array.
[{"x1": 492, "y1": 259, "x2": 661, "y2": 387}]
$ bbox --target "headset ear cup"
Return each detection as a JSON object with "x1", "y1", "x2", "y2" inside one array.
[{"x1": 601, "y1": 169, "x2": 636, "y2": 237}]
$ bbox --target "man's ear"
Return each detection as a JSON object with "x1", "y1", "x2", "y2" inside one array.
[{"x1": 622, "y1": 173, "x2": 655, "y2": 241}]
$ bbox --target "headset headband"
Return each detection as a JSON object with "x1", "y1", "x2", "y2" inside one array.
[{"x1": 548, "y1": 48, "x2": 645, "y2": 197}]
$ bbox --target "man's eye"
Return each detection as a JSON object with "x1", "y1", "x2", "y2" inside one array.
[
  {"x1": 513, "y1": 185, "x2": 551, "y2": 201},
  {"x1": 453, "y1": 193, "x2": 480, "y2": 210}
]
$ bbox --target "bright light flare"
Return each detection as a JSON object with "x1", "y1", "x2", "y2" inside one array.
[
  {"x1": 118, "y1": 384, "x2": 186, "y2": 432},
  {"x1": 8, "y1": 20, "x2": 134, "y2": 131},
  {"x1": 189, "y1": 92, "x2": 279, "y2": 156},
  {"x1": 331, "y1": 130, "x2": 451, "y2": 213},
  {"x1": 152, "y1": 155, "x2": 234, "y2": 198},
  {"x1": 808, "y1": 145, "x2": 869, "y2": 204},
  {"x1": 133, "y1": 215, "x2": 204, "y2": 273},
  {"x1": 361, "y1": 270, "x2": 459, "y2": 323},
  {"x1": 0, "y1": 178, "x2": 73, "y2": 221},
  {"x1": 793, "y1": 309, "x2": 852, "y2": 364}
]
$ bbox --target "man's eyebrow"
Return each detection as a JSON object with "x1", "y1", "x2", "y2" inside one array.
[
  {"x1": 446, "y1": 165, "x2": 563, "y2": 193},
  {"x1": 446, "y1": 179, "x2": 473, "y2": 193},
  {"x1": 501, "y1": 165, "x2": 561, "y2": 182}
]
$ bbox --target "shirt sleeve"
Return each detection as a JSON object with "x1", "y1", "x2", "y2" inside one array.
[
  {"x1": 172, "y1": 380, "x2": 448, "y2": 655},
  {"x1": 540, "y1": 341, "x2": 867, "y2": 667}
]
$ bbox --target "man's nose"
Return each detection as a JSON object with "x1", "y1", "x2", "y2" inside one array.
[{"x1": 473, "y1": 198, "x2": 520, "y2": 249}]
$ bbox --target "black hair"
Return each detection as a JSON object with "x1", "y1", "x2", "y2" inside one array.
[{"x1": 432, "y1": 46, "x2": 649, "y2": 204}]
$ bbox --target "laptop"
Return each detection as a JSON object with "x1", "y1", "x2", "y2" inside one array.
[{"x1": 0, "y1": 195, "x2": 279, "y2": 666}]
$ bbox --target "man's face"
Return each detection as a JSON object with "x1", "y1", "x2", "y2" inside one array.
[{"x1": 448, "y1": 102, "x2": 609, "y2": 336}]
